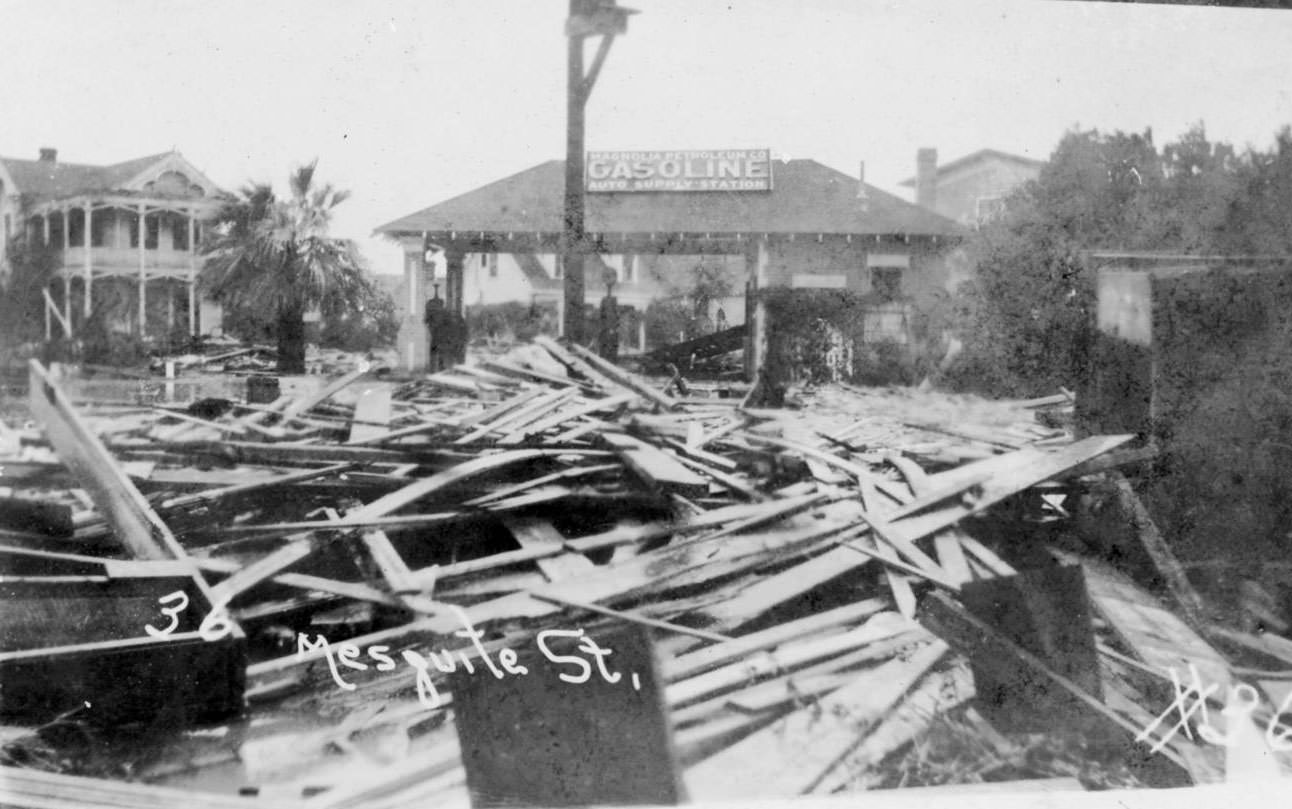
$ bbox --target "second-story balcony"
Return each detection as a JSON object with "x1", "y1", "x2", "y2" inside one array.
[{"x1": 58, "y1": 246, "x2": 199, "y2": 279}]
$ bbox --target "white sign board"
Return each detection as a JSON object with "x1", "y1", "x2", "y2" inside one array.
[{"x1": 586, "y1": 150, "x2": 773, "y2": 192}]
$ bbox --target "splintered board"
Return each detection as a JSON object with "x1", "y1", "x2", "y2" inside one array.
[
  {"x1": 1056, "y1": 550, "x2": 1230, "y2": 696},
  {"x1": 450, "y1": 623, "x2": 683, "y2": 807},
  {"x1": 597, "y1": 431, "x2": 709, "y2": 497}
]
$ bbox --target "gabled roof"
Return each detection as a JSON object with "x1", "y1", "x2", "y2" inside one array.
[
  {"x1": 900, "y1": 149, "x2": 1047, "y2": 187},
  {"x1": 0, "y1": 150, "x2": 223, "y2": 202},
  {"x1": 377, "y1": 159, "x2": 963, "y2": 239}
]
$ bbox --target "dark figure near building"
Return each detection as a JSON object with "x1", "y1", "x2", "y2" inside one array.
[
  {"x1": 598, "y1": 282, "x2": 620, "y2": 362},
  {"x1": 424, "y1": 294, "x2": 450, "y2": 372}
]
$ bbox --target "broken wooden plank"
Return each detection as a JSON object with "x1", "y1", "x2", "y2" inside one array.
[
  {"x1": 667, "y1": 599, "x2": 889, "y2": 680},
  {"x1": 533, "y1": 335, "x2": 621, "y2": 392},
  {"x1": 281, "y1": 366, "x2": 369, "y2": 421},
  {"x1": 530, "y1": 591, "x2": 731, "y2": 643},
  {"x1": 466, "y1": 386, "x2": 580, "y2": 443},
  {"x1": 597, "y1": 431, "x2": 709, "y2": 497},
  {"x1": 685, "y1": 639, "x2": 949, "y2": 799},
  {"x1": 501, "y1": 517, "x2": 595, "y2": 581},
  {"x1": 1107, "y1": 471, "x2": 1208, "y2": 627},
  {"x1": 884, "y1": 435, "x2": 1135, "y2": 547},
  {"x1": 346, "y1": 385, "x2": 393, "y2": 445},
  {"x1": 156, "y1": 462, "x2": 355, "y2": 512},
  {"x1": 27, "y1": 360, "x2": 187, "y2": 561},
  {"x1": 568, "y1": 342, "x2": 680, "y2": 411},
  {"x1": 1057, "y1": 550, "x2": 1231, "y2": 699},
  {"x1": 669, "y1": 612, "x2": 921, "y2": 707},
  {"x1": 697, "y1": 545, "x2": 877, "y2": 634},
  {"x1": 0, "y1": 765, "x2": 300, "y2": 809},
  {"x1": 919, "y1": 590, "x2": 1190, "y2": 774},
  {"x1": 809, "y1": 662, "x2": 977, "y2": 794},
  {"x1": 498, "y1": 391, "x2": 635, "y2": 445}
]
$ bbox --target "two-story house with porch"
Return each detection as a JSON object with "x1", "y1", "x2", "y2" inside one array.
[{"x1": 0, "y1": 148, "x2": 227, "y2": 341}]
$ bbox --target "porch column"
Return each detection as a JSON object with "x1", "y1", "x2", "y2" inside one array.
[
  {"x1": 138, "y1": 204, "x2": 147, "y2": 336},
  {"x1": 62, "y1": 274, "x2": 71, "y2": 337},
  {"x1": 187, "y1": 212, "x2": 197, "y2": 335},
  {"x1": 83, "y1": 201, "x2": 93, "y2": 318}
]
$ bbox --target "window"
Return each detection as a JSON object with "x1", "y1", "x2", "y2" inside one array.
[
  {"x1": 871, "y1": 268, "x2": 902, "y2": 301},
  {"x1": 975, "y1": 196, "x2": 1007, "y2": 224},
  {"x1": 127, "y1": 212, "x2": 140, "y2": 248},
  {"x1": 172, "y1": 215, "x2": 190, "y2": 251},
  {"x1": 192, "y1": 221, "x2": 202, "y2": 249},
  {"x1": 91, "y1": 209, "x2": 113, "y2": 248},
  {"x1": 623, "y1": 255, "x2": 636, "y2": 283},
  {"x1": 862, "y1": 306, "x2": 909, "y2": 344},
  {"x1": 68, "y1": 208, "x2": 85, "y2": 247},
  {"x1": 145, "y1": 214, "x2": 160, "y2": 250},
  {"x1": 48, "y1": 213, "x2": 64, "y2": 246},
  {"x1": 486, "y1": 253, "x2": 498, "y2": 278}
]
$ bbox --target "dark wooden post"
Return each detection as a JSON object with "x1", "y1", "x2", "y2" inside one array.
[
  {"x1": 562, "y1": 0, "x2": 588, "y2": 345},
  {"x1": 444, "y1": 247, "x2": 465, "y2": 317}
]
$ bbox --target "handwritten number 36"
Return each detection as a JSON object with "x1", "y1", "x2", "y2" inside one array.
[{"x1": 145, "y1": 590, "x2": 233, "y2": 642}]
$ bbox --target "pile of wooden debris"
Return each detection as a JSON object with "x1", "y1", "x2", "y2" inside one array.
[{"x1": 0, "y1": 336, "x2": 1284, "y2": 807}]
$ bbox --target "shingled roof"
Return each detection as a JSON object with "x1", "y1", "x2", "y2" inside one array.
[
  {"x1": 376, "y1": 159, "x2": 963, "y2": 239},
  {"x1": 0, "y1": 152, "x2": 178, "y2": 201}
]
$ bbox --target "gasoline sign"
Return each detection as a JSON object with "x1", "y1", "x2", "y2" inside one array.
[{"x1": 586, "y1": 149, "x2": 773, "y2": 192}]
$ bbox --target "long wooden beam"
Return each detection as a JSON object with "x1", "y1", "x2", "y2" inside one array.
[{"x1": 27, "y1": 360, "x2": 185, "y2": 561}]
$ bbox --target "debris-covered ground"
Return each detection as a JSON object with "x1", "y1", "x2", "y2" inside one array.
[{"x1": 1, "y1": 337, "x2": 1288, "y2": 807}]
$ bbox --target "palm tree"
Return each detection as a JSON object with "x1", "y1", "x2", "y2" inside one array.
[{"x1": 200, "y1": 161, "x2": 370, "y2": 373}]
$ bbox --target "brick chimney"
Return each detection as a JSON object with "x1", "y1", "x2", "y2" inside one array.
[
  {"x1": 857, "y1": 161, "x2": 869, "y2": 210},
  {"x1": 39, "y1": 147, "x2": 57, "y2": 163},
  {"x1": 916, "y1": 147, "x2": 937, "y2": 211}
]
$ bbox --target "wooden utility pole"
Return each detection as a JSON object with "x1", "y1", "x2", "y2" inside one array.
[
  {"x1": 562, "y1": 0, "x2": 634, "y2": 345},
  {"x1": 563, "y1": 2, "x2": 588, "y2": 344}
]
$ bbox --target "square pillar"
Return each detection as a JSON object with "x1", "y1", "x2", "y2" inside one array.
[{"x1": 395, "y1": 237, "x2": 430, "y2": 371}]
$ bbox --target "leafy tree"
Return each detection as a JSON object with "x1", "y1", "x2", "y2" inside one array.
[
  {"x1": 954, "y1": 123, "x2": 1292, "y2": 397},
  {"x1": 319, "y1": 280, "x2": 400, "y2": 352},
  {"x1": 200, "y1": 161, "x2": 370, "y2": 373},
  {"x1": 0, "y1": 196, "x2": 60, "y2": 351}
]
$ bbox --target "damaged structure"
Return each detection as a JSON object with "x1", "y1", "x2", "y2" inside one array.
[{"x1": 3, "y1": 298, "x2": 1290, "y2": 805}]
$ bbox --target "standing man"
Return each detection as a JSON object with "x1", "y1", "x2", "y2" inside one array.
[
  {"x1": 424, "y1": 289, "x2": 449, "y2": 372},
  {"x1": 598, "y1": 269, "x2": 620, "y2": 362}
]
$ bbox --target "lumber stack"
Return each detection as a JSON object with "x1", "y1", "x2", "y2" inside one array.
[{"x1": 0, "y1": 339, "x2": 1271, "y2": 807}]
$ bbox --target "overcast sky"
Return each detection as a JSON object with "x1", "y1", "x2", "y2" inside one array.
[{"x1": 2, "y1": 0, "x2": 1290, "y2": 275}]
